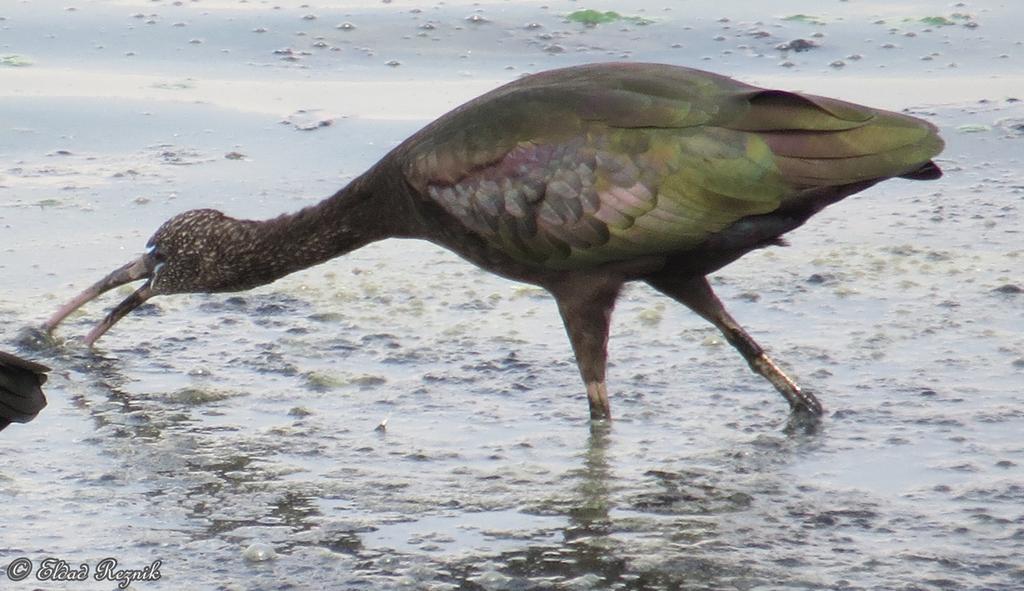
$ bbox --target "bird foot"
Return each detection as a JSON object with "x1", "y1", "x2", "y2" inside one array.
[
  {"x1": 586, "y1": 381, "x2": 612, "y2": 420},
  {"x1": 751, "y1": 354, "x2": 824, "y2": 416},
  {"x1": 784, "y1": 403, "x2": 823, "y2": 436}
]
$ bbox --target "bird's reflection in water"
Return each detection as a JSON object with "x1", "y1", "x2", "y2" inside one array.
[
  {"x1": 566, "y1": 422, "x2": 616, "y2": 532},
  {"x1": 491, "y1": 412, "x2": 823, "y2": 588},
  {"x1": 492, "y1": 421, "x2": 720, "y2": 587},
  {"x1": 491, "y1": 422, "x2": 624, "y2": 583}
]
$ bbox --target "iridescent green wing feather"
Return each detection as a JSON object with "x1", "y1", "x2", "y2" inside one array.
[{"x1": 401, "y1": 63, "x2": 942, "y2": 269}]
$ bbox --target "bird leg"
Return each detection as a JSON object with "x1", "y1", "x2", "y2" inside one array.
[
  {"x1": 647, "y1": 275, "x2": 823, "y2": 416},
  {"x1": 550, "y1": 278, "x2": 623, "y2": 420}
]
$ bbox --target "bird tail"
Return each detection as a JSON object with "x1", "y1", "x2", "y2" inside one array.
[
  {"x1": 899, "y1": 159, "x2": 943, "y2": 180},
  {"x1": 729, "y1": 89, "x2": 944, "y2": 189}
]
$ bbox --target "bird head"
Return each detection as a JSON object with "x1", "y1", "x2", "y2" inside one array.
[
  {"x1": 145, "y1": 209, "x2": 243, "y2": 295},
  {"x1": 43, "y1": 209, "x2": 247, "y2": 346}
]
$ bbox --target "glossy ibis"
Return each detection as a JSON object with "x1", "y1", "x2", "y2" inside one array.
[{"x1": 43, "y1": 63, "x2": 944, "y2": 419}]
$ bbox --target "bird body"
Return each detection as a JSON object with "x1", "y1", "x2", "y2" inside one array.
[
  {"x1": 399, "y1": 63, "x2": 940, "y2": 274},
  {"x1": 0, "y1": 351, "x2": 49, "y2": 431},
  {"x1": 44, "y1": 63, "x2": 944, "y2": 421}
]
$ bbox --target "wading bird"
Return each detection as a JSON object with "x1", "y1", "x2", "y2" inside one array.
[
  {"x1": 43, "y1": 63, "x2": 943, "y2": 420},
  {"x1": 0, "y1": 351, "x2": 49, "y2": 430}
]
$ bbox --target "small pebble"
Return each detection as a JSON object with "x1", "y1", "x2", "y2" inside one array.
[{"x1": 776, "y1": 39, "x2": 817, "y2": 52}]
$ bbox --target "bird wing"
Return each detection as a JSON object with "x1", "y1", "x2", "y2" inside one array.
[{"x1": 402, "y1": 63, "x2": 942, "y2": 269}]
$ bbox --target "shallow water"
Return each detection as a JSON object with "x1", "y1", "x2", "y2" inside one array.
[{"x1": 2, "y1": 1, "x2": 1023, "y2": 589}]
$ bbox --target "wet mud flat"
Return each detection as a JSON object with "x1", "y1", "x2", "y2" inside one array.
[{"x1": 2, "y1": 1, "x2": 1023, "y2": 589}]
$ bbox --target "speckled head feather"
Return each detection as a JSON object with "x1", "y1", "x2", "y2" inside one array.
[{"x1": 146, "y1": 208, "x2": 254, "y2": 295}]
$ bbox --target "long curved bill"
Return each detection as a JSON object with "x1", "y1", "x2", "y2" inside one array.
[{"x1": 43, "y1": 254, "x2": 157, "y2": 347}]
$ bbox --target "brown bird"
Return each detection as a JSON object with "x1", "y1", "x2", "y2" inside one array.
[
  {"x1": 0, "y1": 350, "x2": 49, "y2": 430},
  {"x1": 43, "y1": 63, "x2": 943, "y2": 420}
]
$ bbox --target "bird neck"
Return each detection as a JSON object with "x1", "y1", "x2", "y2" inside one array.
[{"x1": 238, "y1": 175, "x2": 395, "y2": 287}]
